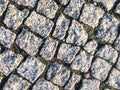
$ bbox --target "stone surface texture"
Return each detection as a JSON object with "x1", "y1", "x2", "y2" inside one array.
[
  {"x1": 0, "y1": 0, "x2": 120, "y2": 90},
  {"x1": 4, "y1": 4, "x2": 29, "y2": 30}
]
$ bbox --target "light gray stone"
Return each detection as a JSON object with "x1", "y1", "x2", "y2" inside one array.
[
  {"x1": 37, "y1": 0, "x2": 58, "y2": 19},
  {"x1": 93, "y1": 0, "x2": 117, "y2": 10},
  {"x1": 0, "y1": 0, "x2": 9, "y2": 16},
  {"x1": 32, "y1": 77, "x2": 59, "y2": 90},
  {"x1": 17, "y1": 56, "x2": 46, "y2": 83},
  {"x1": 83, "y1": 40, "x2": 98, "y2": 54},
  {"x1": 53, "y1": 13, "x2": 70, "y2": 40},
  {"x1": 0, "y1": 26, "x2": 16, "y2": 48},
  {"x1": 0, "y1": 50, "x2": 23, "y2": 76},
  {"x1": 40, "y1": 37, "x2": 58, "y2": 60},
  {"x1": 66, "y1": 20, "x2": 88, "y2": 46},
  {"x1": 3, "y1": 74, "x2": 30, "y2": 90},
  {"x1": 106, "y1": 68, "x2": 120, "y2": 89},
  {"x1": 91, "y1": 58, "x2": 112, "y2": 81},
  {"x1": 80, "y1": 79, "x2": 100, "y2": 90},
  {"x1": 58, "y1": 0, "x2": 69, "y2": 5},
  {"x1": 4, "y1": 4, "x2": 29, "y2": 30},
  {"x1": 116, "y1": 55, "x2": 120, "y2": 70},
  {"x1": 115, "y1": 3, "x2": 120, "y2": 14},
  {"x1": 80, "y1": 4, "x2": 104, "y2": 28},
  {"x1": 11, "y1": 0, "x2": 37, "y2": 7},
  {"x1": 65, "y1": 73, "x2": 81, "y2": 90},
  {"x1": 96, "y1": 45, "x2": 118, "y2": 63},
  {"x1": 16, "y1": 29, "x2": 43, "y2": 55},
  {"x1": 96, "y1": 14, "x2": 119, "y2": 43},
  {"x1": 71, "y1": 50, "x2": 93, "y2": 72},
  {"x1": 64, "y1": 0, "x2": 84, "y2": 19},
  {"x1": 57, "y1": 43, "x2": 80, "y2": 63},
  {"x1": 46, "y1": 62, "x2": 70, "y2": 86},
  {"x1": 114, "y1": 35, "x2": 120, "y2": 52},
  {"x1": 25, "y1": 11, "x2": 54, "y2": 38}
]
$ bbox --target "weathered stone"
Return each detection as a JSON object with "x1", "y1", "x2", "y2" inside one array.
[
  {"x1": 80, "y1": 4, "x2": 104, "y2": 28},
  {"x1": 115, "y1": 3, "x2": 120, "y2": 14},
  {"x1": 0, "y1": 50, "x2": 23, "y2": 76},
  {"x1": 40, "y1": 37, "x2": 58, "y2": 60},
  {"x1": 24, "y1": 11, "x2": 54, "y2": 38},
  {"x1": 114, "y1": 35, "x2": 120, "y2": 52},
  {"x1": 37, "y1": 0, "x2": 58, "y2": 19},
  {"x1": 53, "y1": 13, "x2": 70, "y2": 40},
  {"x1": 17, "y1": 56, "x2": 46, "y2": 83},
  {"x1": 46, "y1": 62, "x2": 70, "y2": 86},
  {"x1": 12, "y1": 0, "x2": 37, "y2": 7},
  {"x1": 66, "y1": 20, "x2": 88, "y2": 46},
  {"x1": 96, "y1": 14, "x2": 119, "y2": 43},
  {"x1": 83, "y1": 40, "x2": 98, "y2": 54},
  {"x1": 91, "y1": 58, "x2": 112, "y2": 81},
  {"x1": 58, "y1": 0, "x2": 69, "y2": 5},
  {"x1": 32, "y1": 77, "x2": 59, "y2": 90},
  {"x1": 116, "y1": 55, "x2": 120, "y2": 70},
  {"x1": 57, "y1": 43, "x2": 80, "y2": 63},
  {"x1": 65, "y1": 73, "x2": 81, "y2": 90},
  {"x1": 64, "y1": 0, "x2": 84, "y2": 19},
  {"x1": 80, "y1": 79, "x2": 100, "y2": 90},
  {"x1": 3, "y1": 74, "x2": 30, "y2": 90},
  {"x1": 96, "y1": 45, "x2": 118, "y2": 63},
  {"x1": 71, "y1": 50, "x2": 93, "y2": 72},
  {"x1": 4, "y1": 4, "x2": 29, "y2": 30},
  {"x1": 93, "y1": 0, "x2": 117, "y2": 10},
  {"x1": 0, "y1": 73, "x2": 4, "y2": 83},
  {"x1": 106, "y1": 68, "x2": 120, "y2": 89},
  {"x1": 0, "y1": 0, "x2": 9, "y2": 16},
  {"x1": 16, "y1": 29, "x2": 42, "y2": 55},
  {"x1": 0, "y1": 26, "x2": 16, "y2": 48}
]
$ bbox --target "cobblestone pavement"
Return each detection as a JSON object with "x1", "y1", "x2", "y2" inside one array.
[{"x1": 0, "y1": 0, "x2": 120, "y2": 90}]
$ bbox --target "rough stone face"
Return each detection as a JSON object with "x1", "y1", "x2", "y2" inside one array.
[
  {"x1": 46, "y1": 62, "x2": 70, "y2": 86},
  {"x1": 83, "y1": 40, "x2": 98, "y2": 54},
  {"x1": 106, "y1": 68, "x2": 120, "y2": 89},
  {"x1": 80, "y1": 4, "x2": 104, "y2": 28},
  {"x1": 58, "y1": 0, "x2": 69, "y2": 5},
  {"x1": 71, "y1": 50, "x2": 93, "y2": 72},
  {"x1": 40, "y1": 37, "x2": 58, "y2": 60},
  {"x1": 0, "y1": 0, "x2": 9, "y2": 16},
  {"x1": 91, "y1": 58, "x2": 112, "y2": 81},
  {"x1": 4, "y1": 4, "x2": 29, "y2": 30},
  {"x1": 96, "y1": 45, "x2": 118, "y2": 63},
  {"x1": 0, "y1": 50, "x2": 23, "y2": 76},
  {"x1": 17, "y1": 56, "x2": 46, "y2": 83},
  {"x1": 53, "y1": 14, "x2": 70, "y2": 40},
  {"x1": 65, "y1": 73, "x2": 81, "y2": 90},
  {"x1": 64, "y1": 0, "x2": 84, "y2": 19},
  {"x1": 16, "y1": 29, "x2": 43, "y2": 55},
  {"x1": 3, "y1": 74, "x2": 30, "y2": 90},
  {"x1": 115, "y1": 3, "x2": 120, "y2": 14},
  {"x1": 37, "y1": 0, "x2": 58, "y2": 19},
  {"x1": 116, "y1": 55, "x2": 120, "y2": 70},
  {"x1": 93, "y1": 0, "x2": 117, "y2": 11},
  {"x1": 96, "y1": 14, "x2": 119, "y2": 43},
  {"x1": 80, "y1": 79, "x2": 100, "y2": 90},
  {"x1": 114, "y1": 35, "x2": 120, "y2": 52},
  {"x1": 0, "y1": 26, "x2": 16, "y2": 48},
  {"x1": 24, "y1": 11, "x2": 54, "y2": 38},
  {"x1": 66, "y1": 20, "x2": 88, "y2": 46},
  {"x1": 11, "y1": 0, "x2": 37, "y2": 7},
  {"x1": 57, "y1": 43, "x2": 80, "y2": 63},
  {"x1": 32, "y1": 77, "x2": 59, "y2": 90}
]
